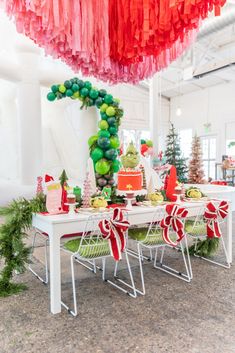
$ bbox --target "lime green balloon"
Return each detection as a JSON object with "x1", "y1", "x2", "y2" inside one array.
[
  {"x1": 91, "y1": 148, "x2": 104, "y2": 162},
  {"x1": 88, "y1": 135, "x2": 98, "y2": 147},
  {"x1": 111, "y1": 160, "x2": 121, "y2": 173},
  {"x1": 106, "y1": 106, "x2": 116, "y2": 117},
  {"x1": 99, "y1": 120, "x2": 109, "y2": 130},
  {"x1": 146, "y1": 140, "x2": 153, "y2": 147},
  {"x1": 72, "y1": 91, "x2": 80, "y2": 99},
  {"x1": 59, "y1": 85, "x2": 66, "y2": 93},
  {"x1": 100, "y1": 103, "x2": 109, "y2": 113},
  {"x1": 110, "y1": 136, "x2": 120, "y2": 149},
  {"x1": 98, "y1": 130, "x2": 110, "y2": 138},
  {"x1": 95, "y1": 159, "x2": 110, "y2": 175}
]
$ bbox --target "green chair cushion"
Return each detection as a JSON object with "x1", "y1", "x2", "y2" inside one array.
[
  {"x1": 128, "y1": 227, "x2": 177, "y2": 246},
  {"x1": 185, "y1": 220, "x2": 207, "y2": 236},
  {"x1": 64, "y1": 237, "x2": 110, "y2": 258}
]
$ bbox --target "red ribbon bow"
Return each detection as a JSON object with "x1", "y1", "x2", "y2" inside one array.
[
  {"x1": 204, "y1": 201, "x2": 228, "y2": 238},
  {"x1": 98, "y1": 208, "x2": 130, "y2": 261},
  {"x1": 160, "y1": 204, "x2": 188, "y2": 246}
]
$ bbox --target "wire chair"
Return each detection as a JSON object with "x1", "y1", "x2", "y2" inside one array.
[
  {"x1": 127, "y1": 207, "x2": 192, "y2": 296},
  {"x1": 185, "y1": 205, "x2": 231, "y2": 269},
  {"x1": 61, "y1": 211, "x2": 137, "y2": 316}
]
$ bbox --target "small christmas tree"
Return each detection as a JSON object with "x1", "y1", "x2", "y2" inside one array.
[
  {"x1": 165, "y1": 123, "x2": 188, "y2": 183},
  {"x1": 59, "y1": 169, "x2": 69, "y2": 187},
  {"x1": 188, "y1": 134, "x2": 205, "y2": 184},
  {"x1": 36, "y1": 176, "x2": 43, "y2": 195},
  {"x1": 140, "y1": 165, "x2": 147, "y2": 189},
  {"x1": 82, "y1": 172, "x2": 93, "y2": 208}
]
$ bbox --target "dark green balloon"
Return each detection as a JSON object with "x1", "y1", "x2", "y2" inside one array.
[
  {"x1": 91, "y1": 147, "x2": 104, "y2": 162},
  {"x1": 95, "y1": 97, "x2": 103, "y2": 108},
  {"x1": 77, "y1": 80, "x2": 85, "y2": 88},
  {"x1": 80, "y1": 87, "x2": 89, "y2": 97},
  {"x1": 98, "y1": 130, "x2": 110, "y2": 138},
  {"x1": 64, "y1": 80, "x2": 72, "y2": 88},
  {"x1": 104, "y1": 94, "x2": 113, "y2": 104},
  {"x1": 47, "y1": 92, "x2": 56, "y2": 101},
  {"x1": 105, "y1": 149, "x2": 118, "y2": 161},
  {"x1": 56, "y1": 92, "x2": 63, "y2": 99},
  {"x1": 72, "y1": 83, "x2": 79, "y2": 92},
  {"x1": 51, "y1": 85, "x2": 58, "y2": 93},
  {"x1": 97, "y1": 137, "x2": 110, "y2": 149},
  {"x1": 66, "y1": 89, "x2": 73, "y2": 97},
  {"x1": 89, "y1": 89, "x2": 99, "y2": 99},
  {"x1": 107, "y1": 117, "x2": 116, "y2": 126},
  {"x1": 99, "y1": 89, "x2": 107, "y2": 97},
  {"x1": 109, "y1": 126, "x2": 118, "y2": 135},
  {"x1": 84, "y1": 81, "x2": 92, "y2": 90},
  {"x1": 111, "y1": 159, "x2": 121, "y2": 173},
  {"x1": 100, "y1": 112, "x2": 108, "y2": 120}
]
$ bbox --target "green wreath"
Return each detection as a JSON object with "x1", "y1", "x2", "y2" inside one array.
[{"x1": 47, "y1": 78, "x2": 124, "y2": 189}]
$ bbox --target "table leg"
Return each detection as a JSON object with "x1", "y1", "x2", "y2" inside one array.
[
  {"x1": 227, "y1": 205, "x2": 233, "y2": 264},
  {"x1": 49, "y1": 232, "x2": 62, "y2": 314}
]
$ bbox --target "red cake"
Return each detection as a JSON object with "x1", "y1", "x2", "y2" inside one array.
[{"x1": 117, "y1": 170, "x2": 142, "y2": 191}]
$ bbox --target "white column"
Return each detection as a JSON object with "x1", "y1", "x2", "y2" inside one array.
[
  {"x1": 16, "y1": 45, "x2": 42, "y2": 185},
  {"x1": 149, "y1": 75, "x2": 162, "y2": 154}
]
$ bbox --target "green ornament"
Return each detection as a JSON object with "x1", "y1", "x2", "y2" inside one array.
[
  {"x1": 110, "y1": 136, "x2": 120, "y2": 149},
  {"x1": 99, "y1": 89, "x2": 107, "y2": 97},
  {"x1": 107, "y1": 117, "x2": 116, "y2": 126},
  {"x1": 77, "y1": 80, "x2": 85, "y2": 88},
  {"x1": 64, "y1": 80, "x2": 72, "y2": 89},
  {"x1": 111, "y1": 159, "x2": 121, "y2": 173},
  {"x1": 106, "y1": 106, "x2": 116, "y2": 117},
  {"x1": 59, "y1": 85, "x2": 66, "y2": 93},
  {"x1": 80, "y1": 87, "x2": 89, "y2": 97},
  {"x1": 109, "y1": 126, "x2": 118, "y2": 135},
  {"x1": 51, "y1": 85, "x2": 58, "y2": 93},
  {"x1": 104, "y1": 94, "x2": 113, "y2": 104},
  {"x1": 47, "y1": 92, "x2": 56, "y2": 101},
  {"x1": 66, "y1": 89, "x2": 73, "y2": 97},
  {"x1": 97, "y1": 137, "x2": 110, "y2": 149},
  {"x1": 72, "y1": 83, "x2": 79, "y2": 92},
  {"x1": 91, "y1": 147, "x2": 104, "y2": 162},
  {"x1": 89, "y1": 89, "x2": 99, "y2": 99},
  {"x1": 95, "y1": 159, "x2": 110, "y2": 175},
  {"x1": 98, "y1": 130, "x2": 110, "y2": 138},
  {"x1": 88, "y1": 135, "x2": 98, "y2": 147},
  {"x1": 100, "y1": 103, "x2": 109, "y2": 113},
  {"x1": 99, "y1": 120, "x2": 109, "y2": 130},
  {"x1": 84, "y1": 81, "x2": 92, "y2": 89},
  {"x1": 105, "y1": 149, "x2": 118, "y2": 161}
]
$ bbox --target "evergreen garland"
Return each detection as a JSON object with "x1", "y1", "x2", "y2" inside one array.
[
  {"x1": 0, "y1": 193, "x2": 46, "y2": 297},
  {"x1": 188, "y1": 238, "x2": 220, "y2": 257},
  {"x1": 165, "y1": 123, "x2": 188, "y2": 183}
]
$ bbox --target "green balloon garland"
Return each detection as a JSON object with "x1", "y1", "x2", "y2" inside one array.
[{"x1": 47, "y1": 78, "x2": 124, "y2": 188}]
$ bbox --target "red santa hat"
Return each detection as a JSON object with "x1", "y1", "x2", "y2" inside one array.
[{"x1": 45, "y1": 174, "x2": 54, "y2": 183}]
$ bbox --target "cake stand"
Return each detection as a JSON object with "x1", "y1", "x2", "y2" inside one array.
[
  {"x1": 173, "y1": 194, "x2": 182, "y2": 203},
  {"x1": 116, "y1": 189, "x2": 147, "y2": 210},
  {"x1": 65, "y1": 202, "x2": 78, "y2": 215}
]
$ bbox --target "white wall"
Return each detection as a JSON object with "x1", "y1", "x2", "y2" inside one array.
[{"x1": 169, "y1": 82, "x2": 235, "y2": 161}]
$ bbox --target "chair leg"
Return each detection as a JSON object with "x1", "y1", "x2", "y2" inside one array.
[
  {"x1": 102, "y1": 258, "x2": 106, "y2": 281},
  {"x1": 28, "y1": 232, "x2": 49, "y2": 285}
]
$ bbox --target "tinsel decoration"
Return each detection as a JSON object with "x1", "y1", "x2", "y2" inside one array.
[
  {"x1": 188, "y1": 135, "x2": 205, "y2": 184},
  {"x1": 82, "y1": 173, "x2": 93, "y2": 208}
]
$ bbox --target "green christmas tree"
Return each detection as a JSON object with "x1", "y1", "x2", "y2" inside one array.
[
  {"x1": 165, "y1": 123, "x2": 188, "y2": 183},
  {"x1": 59, "y1": 169, "x2": 69, "y2": 187}
]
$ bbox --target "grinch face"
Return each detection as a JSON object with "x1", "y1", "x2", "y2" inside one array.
[{"x1": 121, "y1": 141, "x2": 140, "y2": 168}]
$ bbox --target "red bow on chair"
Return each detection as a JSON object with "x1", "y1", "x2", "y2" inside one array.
[
  {"x1": 98, "y1": 208, "x2": 130, "y2": 261},
  {"x1": 160, "y1": 204, "x2": 188, "y2": 246},
  {"x1": 204, "y1": 201, "x2": 228, "y2": 238}
]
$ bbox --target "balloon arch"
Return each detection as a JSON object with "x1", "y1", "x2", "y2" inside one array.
[{"x1": 47, "y1": 78, "x2": 124, "y2": 188}]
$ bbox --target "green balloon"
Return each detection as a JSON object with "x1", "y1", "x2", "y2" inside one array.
[
  {"x1": 88, "y1": 135, "x2": 98, "y2": 147},
  {"x1": 98, "y1": 130, "x2": 110, "y2": 138},
  {"x1": 59, "y1": 85, "x2": 66, "y2": 93},
  {"x1": 47, "y1": 92, "x2": 56, "y2": 101},
  {"x1": 104, "y1": 94, "x2": 113, "y2": 104},
  {"x1": 141, "y1": 139, "x2": 146, "y2": 145},
  {"x1": 95, "y1": 97, "x2": 103, "y2": 108},
  {"x1": 105, "y1": 149, "x2": 118, "y2": 161},
  {"x1": 106, "y1": 106, "x2": 116, "y2": 117},
  {"x1": 80, "y1": 87, "x2": 89, "y2": 97},
  {"x1": 107, "y1": 117, "x2": 116, "y2": 126},
  {"x1": 77, "y1": 80, "x2": 85, "y2": 88},
  {"x1": 91, "y1": 148, "x2": 104, "y2": 162},
  {"x1": 109, "y1": 126, "x2": 118, "y2": 135},
  {"x1": 89, "y1": 89, "x2": 99, "y2": 99},
  {"x1": 51, "y1": 85, "x2": 58, "y2": 93},
  {"x1": 146, "y1": 140, "x2": 153, "y2": 147},
  {"x1": 99, "y1": 120, "x2": 109, "y2": 130},
  {"x1": 64, "y1": 80, "x2": 72, "y2": 89},
  {"x1": 110, "y1": 136, "x2": 120, "y2": 149},
  {"x1": 97, "y1": 137, "x2": 110, "y2": 149},
  {"x1": 100, "y1": 112, "x2": 108, "y2": 120},
  {"x1": 99, "y1": 89, "x2": 107, "y2": 97},
  {"x1": 72, "y1": 83, "x2": 79, "y2": 92},
  {"x1": 95, "y1": 159, "x2": 110, "y2": 175},
  {"x1": 66, "y1": 89, "x2": 73, "y2": 97},
  {"x1": 84, "y1": 81, "x2": 92, "y2": 90},
  {"x1": 111, "y1": 159, "x2": 121, "y2": 173}
]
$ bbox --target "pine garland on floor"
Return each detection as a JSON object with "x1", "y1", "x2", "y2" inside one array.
[
  {"x1": 188, "y1": 238, "x2": 220, "y2": 257},
  {"x1": 0, "y1": 193, "x2": 46, "y2": 297}
]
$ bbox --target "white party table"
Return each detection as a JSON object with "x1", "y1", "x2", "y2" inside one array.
[{"x1": 32, "y1": 201, "x2": 233, "y2": 315}]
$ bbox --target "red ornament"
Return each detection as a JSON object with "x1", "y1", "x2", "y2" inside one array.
[
  {"x1": 141, "y1": 144, "x2": 148, "y2": 156},
  {"x1": 61, "y1": 182, "x2": 69, "y2": 212}
]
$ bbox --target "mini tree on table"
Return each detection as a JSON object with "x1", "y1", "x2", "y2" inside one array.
[
  {"x1": 59, "y1": 169, "x2": 69, "y2": 187},
  {"x1": 188, "y1": 134, "x2": 205, "y2": 184},
  {"x1": 82, "y1": 172, "x2": 93, "y2": 208},
  {"x1": 36, "y1": 176, "x2": 44, "y2": 195}
]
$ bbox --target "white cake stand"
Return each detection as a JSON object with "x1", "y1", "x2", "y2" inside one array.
[
  {"x1": 173, "y1": 194, "x2": 182, "y2": 203},
  {"x1": 116, "y1": 189, "x2": 147, "y2": 197},
  {"x1": 65, "y1": 202, "x2": 78, "y2": 215}
]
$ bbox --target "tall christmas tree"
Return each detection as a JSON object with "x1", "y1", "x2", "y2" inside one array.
[
  {"x1": 188, "y1": 134, "x2": 205, "y2": 184},
  {"x1": 165, "y1": 123, "x2": 188, "y2": 183}
]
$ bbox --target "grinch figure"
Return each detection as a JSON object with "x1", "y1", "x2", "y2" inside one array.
[{"x1": 121, "y1": 142, "x2": 140, "y2": 169}]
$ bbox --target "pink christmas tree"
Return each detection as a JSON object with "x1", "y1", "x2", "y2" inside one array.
[
  {"x1": 82, "y1": 173, "x2": 93, "y2": 208},
  {"x1": 36, "y1": 176, "x2": 44, "y2": 195}
]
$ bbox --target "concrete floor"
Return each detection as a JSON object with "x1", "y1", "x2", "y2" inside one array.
[{"x1": 0, "y1": 230, "x2": 234, "y2": 353}]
